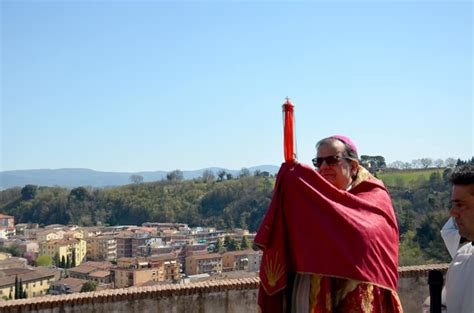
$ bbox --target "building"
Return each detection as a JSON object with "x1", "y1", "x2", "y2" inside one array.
[
  {"x1": 37, "y1": 229, "x2": 66, "y2": 242},
  {"x1": 113, "y1": 254, "x2": 180, "y2": 288},
  {"x1": 0, "y1": 214, "x2": 15, "y2": 238},
  {"x1": 0, "y1": 268, "x2": 56, "y2": 299},
  {"x1": 115, "y1": 234, "x2": 133, "y2": 258},
  {"x1": 185, "y1": 253, "x2": 222, "y2": 276},
  {"x1": 49, "y1": 277, "x2": 87, "y2": 295},
  {"x1": 148, "y1": 254, "x2": 181, "y2": 282},
  {"x1": 68, "y1": 262, "x2": 113, "y2": 284},
  {"x1": 86, "y1": 236, "x2": 117, "y2": 261},
  {"x1": 0, "y1": 254, "x2": 28, "y2": 270},
  {"x1": 222, "y1": 250, "x2": 259, "y2": 272},
  {"x1": 247, "y1": 251, "x2": 262, "y2": 272},
  {"x1": 115, "y1": 231, "x2": 150, "y2": 258},
  {"x1": 14, "y1": 223, "x2": 39, "y2": 237},
  {"x1": 39, "y1": 238, "x2": 87, "y2": 267}
]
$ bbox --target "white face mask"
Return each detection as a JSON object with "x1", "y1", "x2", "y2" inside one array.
[{"x1": 440, "y1": 217, "x2": 461, "y2": 259}]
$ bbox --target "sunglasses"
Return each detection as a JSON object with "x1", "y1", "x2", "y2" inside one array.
[{"x1": 312, "y1": 155, "x2": 347, "y2": 168}]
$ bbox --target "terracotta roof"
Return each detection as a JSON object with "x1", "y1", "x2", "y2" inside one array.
[
  {"x1": 69, "y1": 265, "x2": 96, "y2": 274},
  {"x1": 0, "y1": 268, "x2": 31, "y2": 276},
  {"x1": 51, "y1": 277, "x2": 87, "y2": 288},
  {"x1": 88, "y1": 270, "x2": 110, "y2": 278},
  {"x1": 0, "y1": 269, "x2": 55, "y2": 287},
  {"x1": 41, "y1": 238, "x2": 81, "y2": 245},
  {"x1": 81, "y1": 261, "x2": 113, "y2": 270}
]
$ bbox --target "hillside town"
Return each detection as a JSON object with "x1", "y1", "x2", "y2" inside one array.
[{"x1": 0, "y1": 213, "x2": 262, "y2": 300}]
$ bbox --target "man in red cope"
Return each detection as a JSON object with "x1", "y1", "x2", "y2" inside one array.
[{"x1": 255, "y1": 135, "x2": 403, "y2": 312}]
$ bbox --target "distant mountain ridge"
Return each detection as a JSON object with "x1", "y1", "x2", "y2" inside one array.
[{"x1": 0, "y1": 165, "x2": 280, "y2": 189}]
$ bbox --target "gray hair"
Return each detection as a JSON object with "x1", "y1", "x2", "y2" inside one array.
[{"x1": 315, "y1": 137, "x2": 359, "y2": 160}]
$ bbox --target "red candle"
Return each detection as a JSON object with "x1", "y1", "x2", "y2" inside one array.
[{"x1": 282, "y1": 98, "x2": 296, "y2": 162}]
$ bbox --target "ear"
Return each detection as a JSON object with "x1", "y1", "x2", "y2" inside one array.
[{"x1": 350, "y1": 160, "x2": 359, "y2": 176}]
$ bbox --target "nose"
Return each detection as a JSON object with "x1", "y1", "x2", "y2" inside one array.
[{"x1": 318, "y1": 160, "x2": 331, "y2": 168}]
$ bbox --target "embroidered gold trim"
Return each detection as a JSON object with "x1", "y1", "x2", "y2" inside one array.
[{"x1": 265, "y1": 252, "x2": 284, "y2": 288}]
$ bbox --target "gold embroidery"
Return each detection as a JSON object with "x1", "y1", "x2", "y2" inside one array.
[
  {"x1": 352, "y1": 166, "x2": 376, "y2": 189},
  {"x1": 361, "y1": 284, "x2": 374, "y2": 313},
  {"x1": 265, "y1": 252, "x2": 284, "y2": 287},
  {"x1": 392, "y1": 290, "x2": 403, "y2": 312},
  {"x1": 309, "y1": 274, "x2": 322, "y2": 309}
]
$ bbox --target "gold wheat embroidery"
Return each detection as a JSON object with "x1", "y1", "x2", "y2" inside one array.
[{"x1": 265, "y1": 252, "x2": 285, "y2": 287}]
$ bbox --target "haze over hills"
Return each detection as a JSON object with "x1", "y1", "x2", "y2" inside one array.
[{"x1": 0, "y1": 165, "x2": 280, "y2": 189}]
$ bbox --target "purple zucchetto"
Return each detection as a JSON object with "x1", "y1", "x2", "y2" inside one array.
[{"x1": 331, "y1": 135, "x2": 358, "y2": 154}]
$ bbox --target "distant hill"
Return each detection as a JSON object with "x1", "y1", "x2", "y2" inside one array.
[{"x1": 0, "y1": 165, "x2": 280, "y2": 189}]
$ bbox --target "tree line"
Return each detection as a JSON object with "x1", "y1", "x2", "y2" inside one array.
[{"x1": 1, "y1": 159, "x2": 472, "y2": 266}]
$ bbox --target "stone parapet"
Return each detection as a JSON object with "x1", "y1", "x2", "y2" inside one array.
[{"x1": 0, "y1": 264, "x2": 451, "y2": 313}]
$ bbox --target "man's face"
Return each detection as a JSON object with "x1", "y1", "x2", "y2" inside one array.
[
  {"x1": 316, "y1": 141, "x2": 357, "y2": 190},
  {"x1": 450, "y1": 184, "x2": 474, "y2": 242}
]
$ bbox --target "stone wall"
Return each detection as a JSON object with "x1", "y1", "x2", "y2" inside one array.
[{"x1": 0, "y1": 264, "x2": 449, "y2": 313}]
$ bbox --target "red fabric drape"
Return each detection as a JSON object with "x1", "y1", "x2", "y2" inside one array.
[{"x1": 254, "y1": 162, "x2": 399, "y2": 311}]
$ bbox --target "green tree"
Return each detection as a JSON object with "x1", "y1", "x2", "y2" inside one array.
[
  {"x1": 53, "y1": 253, "x2": 60, "y2": 267},
  {"x1": 166, "y1": 170, "x2": 184, "y2": 182},
  {"x1": 80, "y1": 281, "x2": 98, "y2": 292},
  {"x1": 360, "y1": 155, "x2": 386, "y2": 172},
  {"x1": 415, "y1": 211, "x2": 451, "y2": 262},
  {"x1": 224, "y1": 235, "x2": 240, "y2": 251},
  {"x1": 61, "y1": 256, "x2": 66, "y2": 268},
  {"x1": 241, "y1": 236, "x2": 250, "y2": 250},
  {"x1": 66, "y1": 255, "x2": 71, "y2": 269},
  {"x1": 14, "y1": 276, "x2": 19, "y2": 299},
  {"x1": 71, "y1": 249, "x2": 77, "y2": 268},
  {"x1": 0, "y1": 244, "x2": 22, "y2": 257},
  {"x1": 21, "y1": 185, "x2": 37, "y2": 200},
  {"x1": 19, "y1": 278, "x2": 25, "y2": 299},
  {"x1": 217, "y1": 170, "x2": 227, "y2": 182},
  {"x1": 35, "y1": 254, "x2": 52, "y2": 266},
  {"x1": 214, "y1": 238, "x2": 223, "y2": 253},
  {"x1": 399, "y1": 230, "x2": 428, "y2": 266},
  {"x1": 70, "y1": 187, "x2": 89, "y2": 201}
]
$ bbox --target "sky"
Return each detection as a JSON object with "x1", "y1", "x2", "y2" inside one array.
[{"x1": 1, "y1": 0, "x2": 472, "y2": 173}]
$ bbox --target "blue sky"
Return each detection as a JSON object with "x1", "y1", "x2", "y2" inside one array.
[{"x1": 1, "y1": 0, "x2": 472, "y2": 172}]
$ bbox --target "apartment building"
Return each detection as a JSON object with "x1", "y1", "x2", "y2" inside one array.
[
  {"x1": 39, "y1": 238, "x2": 87, "y2": 266},
  {"x1": 86, "y1": 236, "x2": 117, "y2": 261},
  {"x1": 113, "y1": 254, "x2": 180, "y2": 288},
  {"x1": 222, "y1": 250, "x2": 260, "y2": 272},
  {"x1": 185, "y1": 253, "x2": 222, "y2": 276}
]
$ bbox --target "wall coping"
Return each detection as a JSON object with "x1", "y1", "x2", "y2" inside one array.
[{"x1": 0, "y1": 263, "x2": 450, "y2": 310}]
